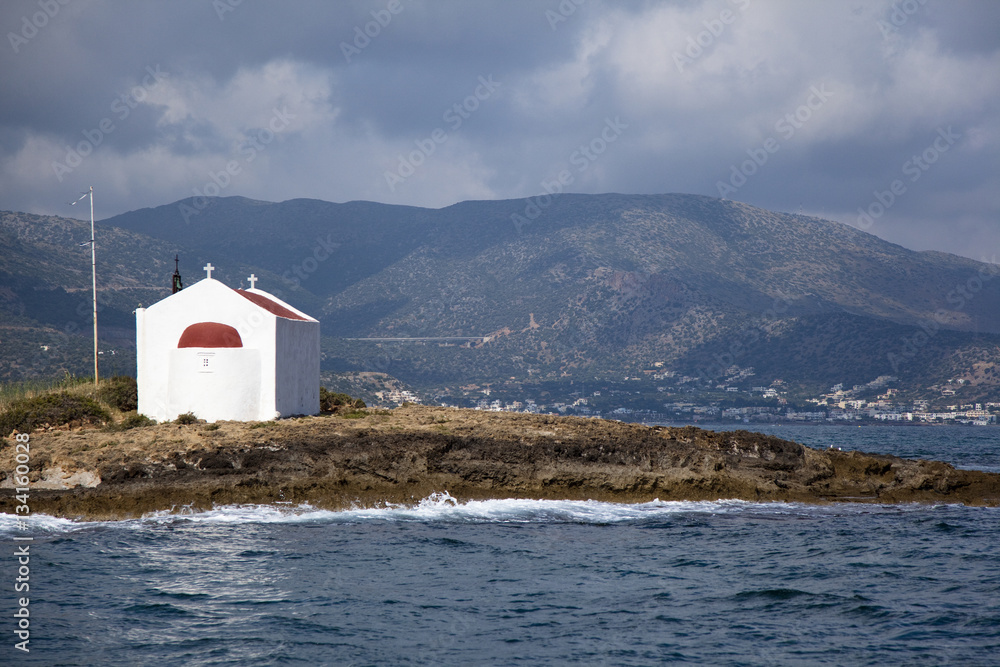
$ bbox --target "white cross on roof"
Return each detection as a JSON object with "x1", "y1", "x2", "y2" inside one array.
[
  {"x1": 248, "y1": 274, "x2": 258, "y2": 289},
  {"x1": 203, "y1": 262, "x2": 215, "y2": 279}
]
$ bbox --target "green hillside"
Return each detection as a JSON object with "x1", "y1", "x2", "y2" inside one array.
[{"x1": 3, "y1": 194, "x2": 1000, "y2": 406}]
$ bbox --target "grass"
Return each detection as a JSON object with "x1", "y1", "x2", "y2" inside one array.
[
  {"x1": 1, "y1": 377, "x2": 370, "y2": 436},
  {"x1": 247, "y1": 421, "x2": 276, "y2": 430},
  {"x1": 0, "y1": 373, "x2": 93, "y2": 411},
  {"x1": 338, "y1": 408, "x2": 390, "y2": 419}
]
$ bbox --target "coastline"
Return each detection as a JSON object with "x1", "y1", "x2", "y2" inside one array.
[{"x1": 3, "y1": 405, "x2": 999, "y2": 520}]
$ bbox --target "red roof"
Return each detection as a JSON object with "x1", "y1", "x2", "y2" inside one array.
[
  {"x1": 178, "y1": 322, "x2": 243, "y2": 348},
  {"x1": 235, "y1": 289, "x2": 308, "y2": 321}
]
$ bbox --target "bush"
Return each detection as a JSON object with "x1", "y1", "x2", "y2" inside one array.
[
  {"x1": 98, "y1": 376, "x2": 138, "y2": 412},
  {"x1": 0, "y1": 392, "x2": 112, "y2": 436},
  {"x1": 319, "y1": 387, "x2": 366, "y2": 413},
  {"x1": 175, "y1": 412, "x2": 199, "y2": 425},
  {"x1": 108, "y1": 412, "x2": 155, "y2": 431}
]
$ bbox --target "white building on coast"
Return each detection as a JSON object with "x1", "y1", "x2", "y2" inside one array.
[{"x1": 135, "y1": 264, "x2": 319, "y2": 423}]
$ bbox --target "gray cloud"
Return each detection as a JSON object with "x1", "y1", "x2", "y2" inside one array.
[{"x1": 0, "y1": 0, "x2": 997, "y2": 260}]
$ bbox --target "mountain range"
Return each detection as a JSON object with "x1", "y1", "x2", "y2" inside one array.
[{"x1": 3, "y1": 193, "x2": 999, "y2": 404}]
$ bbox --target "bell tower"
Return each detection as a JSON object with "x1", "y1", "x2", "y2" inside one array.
[{"x1": 171, "y1": 255, "x2": 183, "y2": 294}]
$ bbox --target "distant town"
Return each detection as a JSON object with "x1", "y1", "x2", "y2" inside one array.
[{"x1": 366, "y1": 367, "x2": 998, "y2": 426}]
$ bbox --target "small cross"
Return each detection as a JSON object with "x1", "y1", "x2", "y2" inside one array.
[
  {"x1": 248, "y1": 274, "x2": 258, "y2": 289},
  {"x1": 204, "y1": 263, "x2": 215, "y2": 279}
]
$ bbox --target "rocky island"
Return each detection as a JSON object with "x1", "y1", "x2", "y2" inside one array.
[{"x1": 3, "y1": 405, "x2": 1000, "y2": 520}]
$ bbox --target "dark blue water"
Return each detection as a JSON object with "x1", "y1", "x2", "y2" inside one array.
[{"x1": 3, "y1": 426, "x2": 999, "y2": 666}]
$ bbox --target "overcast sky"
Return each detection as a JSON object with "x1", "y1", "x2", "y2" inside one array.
[{"x1": 1, "y1": 0, "x2": 997, "y2": 259}]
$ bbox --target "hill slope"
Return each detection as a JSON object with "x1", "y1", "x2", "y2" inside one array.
[
  {"x1": 4, "y1": 194, "x2": 1000, "y2": 404},
  {"x1": 109, "y1": 194, "x2": 1000, "y2": 336}
]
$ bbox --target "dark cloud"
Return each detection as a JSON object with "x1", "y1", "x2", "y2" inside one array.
[{"x1": 0, "y1": 0, "x2": 997, "y2": 260}]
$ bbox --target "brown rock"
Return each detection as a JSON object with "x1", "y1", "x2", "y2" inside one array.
[{"x1": 2, "y1": 405, "x2": 999, "y2": 520}]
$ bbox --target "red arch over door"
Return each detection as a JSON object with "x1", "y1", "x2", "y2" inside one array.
[{"x1": 177, "y1": 322, "x2": 243, "y2": 348}]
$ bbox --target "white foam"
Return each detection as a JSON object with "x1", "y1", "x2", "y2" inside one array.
[
  {"x1": 136, "y1": 494, "x2": 775, "y2": 526},
  {"x1": 339, "y1": 493, "x2": 746, "y2": 524},
  {"x1": 0, "y1": 512, "x2": 98, "y2": 535},
  {"x1": 2, "y1": 494, "x2": 992, "y2": 534}
]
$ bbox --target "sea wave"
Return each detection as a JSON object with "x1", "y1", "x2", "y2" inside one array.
[
  {"x1": 4, "y1": 492, "x2": 990, "y2": 534},
  {"x1": 0, "y1": 512, "x2": 90, "y2": 535}
]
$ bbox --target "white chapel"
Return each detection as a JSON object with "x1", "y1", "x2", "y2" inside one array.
[{"x1": 136, "y1": 263, "x2": 320, "y2": 423}]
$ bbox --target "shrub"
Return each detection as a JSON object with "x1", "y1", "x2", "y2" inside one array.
[
  {"x1": 175, "y1": 412, "x2": 199, "y2": 425},
  {"x1": 98, "y1": 376, "x2": 138, "y2": 412},
  {"x1": 109, "y1": 412, "x2": 155, "y2": 431},
  {"x1": 0, "y1": 392, "x2": 111, "y2": 436},
  {"x1": 319, "y1": 387, "x2": 366, "y2": 413}
]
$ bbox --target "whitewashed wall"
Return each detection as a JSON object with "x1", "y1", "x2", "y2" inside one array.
[
  {"x1": 167, "y1": 348, "x2": 261, "y2": 421},
  {"x1": 275, "y1": 316, "x2": 320, "y2": 417},
  {"x1": 136, "y1": 278, "x2": 319, "y2": 423}
]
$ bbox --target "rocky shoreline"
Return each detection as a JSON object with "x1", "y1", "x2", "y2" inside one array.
[{"x1": 2, "y1": 405, "x2": 999, "y2": 520}]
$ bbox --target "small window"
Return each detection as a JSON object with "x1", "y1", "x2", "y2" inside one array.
[{"x1": 197, "y1": 352, "x2": 215, "y2": 373}]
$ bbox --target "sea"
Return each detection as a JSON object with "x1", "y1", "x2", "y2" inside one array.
[{"x1": 2, "y1": 423, "x2": 999, "y2": 666}]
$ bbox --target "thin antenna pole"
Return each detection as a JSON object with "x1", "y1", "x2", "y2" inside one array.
[{"x1": 89, "y1": 186, "x2": 98, "y2": 387}]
